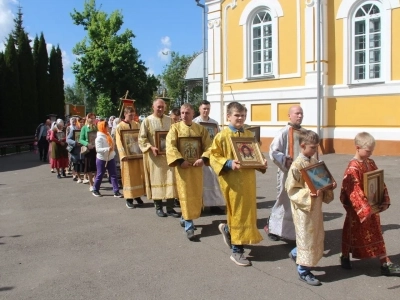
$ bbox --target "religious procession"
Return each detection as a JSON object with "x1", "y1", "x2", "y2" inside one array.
[{"x1": 33, "y1": 98, "x2": 400, "y2": 287}]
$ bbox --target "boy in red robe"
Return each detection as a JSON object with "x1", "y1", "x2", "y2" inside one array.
[{"x1": 340, "y1": 132, "x2": 400, "y2": 276}]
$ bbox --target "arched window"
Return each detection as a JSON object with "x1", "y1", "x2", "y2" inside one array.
[
  {"x1": 251, "y1": 11, "x2": 273, "y2": 76},
  {"x1": 352, "y1": 3, "x2": 381, "y2": 82}
]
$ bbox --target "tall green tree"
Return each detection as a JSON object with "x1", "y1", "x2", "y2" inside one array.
[
  {"x1": 18, "y1": 32, "x2": 38, "y2": 134},
  {"x1": 162, "y1": 52, "x2": 201, "y2": 109},
  {"x1": 56, "y1": 46, "x2": 65, "y2": 116},
  {"x1": 71, "y1": 0, "x2": 158, "y2": 112},
  {"x1": 49, "y1": 46, "x2": 65, "y2": 117},
  {"x1": 4, "y1": 35, "x2": 22, "y2": 137},
  {"x1": 12, "y1": 5, "x2": 25, "y2": 47},
  {"x1": 0, "y1": 53, "x2": 6, "y2": 137},
  {"x1": 34, "y1": 33, "x2": 50, "y2": 117}
]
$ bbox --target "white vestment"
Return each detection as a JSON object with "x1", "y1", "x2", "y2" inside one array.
[
  {"x1": 193, "y1": 116, "x2": 225, "y2": 207},
  {"x1": 268, "y1": 124, "x2": 303, "y2": 240}
]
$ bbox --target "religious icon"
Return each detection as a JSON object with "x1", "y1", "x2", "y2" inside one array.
[
  {"x1": 247, "y1": 126, "x2": 261, "y2": 143},
  {"x1": 155, "y1": 131, "x2": 169, "y2": 155},
  {"x1": 56, "y1": 132, "x2": 65, "y2": 140},
  {"x1": 121, "y1": 129, "x2": 143, "y2": 159},
  {"x1": 300, "y1": 161, "x2": 336, "y2": 194},
  {"x1": 88, "y1": 131, "x2": 97, "y2": 146},
  {"x1": 363, "y1": 169, "x2": 384, "y2": 213},
  {"x1": 73, "y1": 130, "x2": 81, "y2": 142},
  {"x1": 229, "y1": 137, "x2": 265, "y2": 168},
  {"x1": 199, "y1": 122, "x2": 218, "y2": 140},
  {"x1": 177, "y1": 137, "x2": 202, "y2": 164}
]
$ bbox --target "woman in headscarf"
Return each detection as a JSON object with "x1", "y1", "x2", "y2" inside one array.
[
  {"x1": 91, "y1": 121, "x2": 123, "y2": 198},
  {"x1": 111, "y1": 117, "x2": 121, "y2": 167},
  {"x1": 67, "y1": 117, "x2": 85, "y2": 183},
  {"x1": 49, "y1": 119, "x2": 69, "y2": 178},
  {"x1": 79, "y1": 113, "x2": 98, "y2": 191}
]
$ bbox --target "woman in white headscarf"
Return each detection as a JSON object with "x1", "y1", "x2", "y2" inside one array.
[{"x1": 49, "y1": 119, "x2": 69, "y2": 178}]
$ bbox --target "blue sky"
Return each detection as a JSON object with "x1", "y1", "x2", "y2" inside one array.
[{"x1": 0, "y1": 0, "x2": 205, "y2": 85}]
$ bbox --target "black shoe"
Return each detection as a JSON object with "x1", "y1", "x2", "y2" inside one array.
[
  {"x1": 340, "y1": 254, "x2": 352, "y2": 269},
  {"x1": 209, "y1": 206, "x2": 225, "y2": 215},
  {"x1": 381, "y1": 263, "x2": 400, "y2": 276},
  {"x1": 268, "y1": 233, "x2": 280, "y2": 241},
  {"x1": 156, "y1": 209, "x2": 167, "y2": 217},
  {"x1": 134, "y1": 197, "x2": 144, "y2": 207},
  {"x1": 62, "y1": 170, "x2": 66, "y2": 177},
  {"x1": 92, "y1": 190, "x2": 102, "y2": 197},
  {"x1": 166, "y1": 209, "x2": 180, "y2": 218},
  {"x1": 289, "y1": 252, "x2": 297, "y2": 264},
  {"x1": 298, "y1": 271, "x2": 321, "y2": 286},
  {"x1": 174, "y1": 199, "x2": 180, "y2": 207},
  {"x1": 114, "y1": 192, "x2": 123, "y2": 198},
  {"x1": 126, "y1": 199, "x2": 135, "y2": 209},
  {"x1": 187, "y1": 229, "x2": 195, "y2": 241},
  {"x1": 57, "y1": 174, "x2": 61, "y2": 179}
]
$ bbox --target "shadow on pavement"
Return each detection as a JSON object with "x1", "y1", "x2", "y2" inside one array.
[
  {"x1": 257, "y1": 200, "x2": 276, "y2": 210},
  {"x1": 196, "y1": 219, "x2": 227, "y2": 239},
  {"x1": 0, "y1": 152, "x2": 44, "y2": 172},
  {"x1": 323, "y1": 212, "x2": 343, "y2": 222},
  {"x1": 246, "y1": 243, "x2": 294, "y2": 262}
]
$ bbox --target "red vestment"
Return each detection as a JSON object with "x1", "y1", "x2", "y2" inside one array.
[{"x1": 340, "y1": 158, "x2": 390, "y2": 259}]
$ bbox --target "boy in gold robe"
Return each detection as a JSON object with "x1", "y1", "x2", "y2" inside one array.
[
  {"x1": 285, "y1": 130, "x2": 335, "y2": 286},
  {"x1": 210, "y1": 102, "x2": 267, "y2": 266},
  {"x1": 166, "y1": 103, "x2": 212, "y2": 241}
]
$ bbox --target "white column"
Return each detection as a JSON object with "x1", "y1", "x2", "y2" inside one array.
[{"x1": 206, "y1": 0, "x2": 223, "y2": 123}]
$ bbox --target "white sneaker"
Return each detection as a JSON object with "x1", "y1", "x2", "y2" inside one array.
[
  {"x1": 89, "y1": 186, "x2": 94, "y2": 192},
  {"x1": 83, "y1": 179, "x2": 89, "y2": 184},
  {"x1": 77, "y1": 179, "x2": 83, "y2": 184}
]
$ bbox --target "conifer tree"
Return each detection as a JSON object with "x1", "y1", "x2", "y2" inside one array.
[
  {"x1": 4, "y1": 35, "x2": 22, "y2": 136},
  {"x1": 49, "y1": 46, "x2": 65, "y2": 117},
  {"x1": 35, "y1": 33, "x2": 50, "y2": 118},
  {"x1": 0, "y1": 53, "x2": 6, "y2": 137},
  {"x1": 18, "y1": 32, "x2": 38, "y2": 133},
  {"x1": 56, "y1": 45, "x2": 65, "y2": 116},
  {"x1": 12, "y1": 5, "x2": 25, "y2": 47}
]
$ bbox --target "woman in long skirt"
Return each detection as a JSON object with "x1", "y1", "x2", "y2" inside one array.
[{"x1": 49, "y1": 119, "x2": 69, "y2": 178}]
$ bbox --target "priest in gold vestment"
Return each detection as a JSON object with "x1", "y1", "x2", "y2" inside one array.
[
  {"x1": 166, "y1": 103, "x2": 212, "y2": 241},
  {"x1": 210, "y1": 102, "x2": 266, "y2": 266},
  {"x1": 115, "y1": 106, "x2": 145, "y2": 209},
  {"x1": 286, "y1": 130, "x2": 334, "y2": 285},
  {"x1": 138, "y1": 99, "x2": 179, "y2": 217}
]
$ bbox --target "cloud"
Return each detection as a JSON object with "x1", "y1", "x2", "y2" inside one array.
[
  {"x1": 161, "y1": 36, "x2": 171, "y2": 48},
  {"x1": 157, "y1": 36, "x2": 172, "y2": 62},
  {"x1": 0, "y1": 0, "x2": 17, "y2": 51}
]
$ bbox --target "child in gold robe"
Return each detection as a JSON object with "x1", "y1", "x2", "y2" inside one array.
[
  {"x1": 210, "y1": 102, "x2": 267, "y2": 266},
  {"x1": 285, "y1": 130, "x2": 335, "y2": 286}
]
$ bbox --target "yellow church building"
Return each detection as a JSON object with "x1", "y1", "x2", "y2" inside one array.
[{"x1": 204, "y1": 0, "x2": 400, "y2": 155}]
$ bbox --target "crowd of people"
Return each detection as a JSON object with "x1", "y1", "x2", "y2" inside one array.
[{"x1": 34, "y1": 99, "x2": 400, "y2": 286}]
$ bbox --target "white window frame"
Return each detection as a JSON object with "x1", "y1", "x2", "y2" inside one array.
[
  {"x1": 250, "y1": 11, "x2": 274, "y2": 77},
  {"x1": 239, "y1": 0, "x2": 283, "y2": 80},
  {"x1": 337, "y1": 0, "x2": 398, "y2": 85},
  {"x1": 351, "y1": 2, "x2": 383, "y2": 84}
]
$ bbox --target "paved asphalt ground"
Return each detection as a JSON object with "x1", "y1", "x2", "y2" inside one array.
[{"x1": 1, "y1": 152, "x2": 400, "y2": 300}]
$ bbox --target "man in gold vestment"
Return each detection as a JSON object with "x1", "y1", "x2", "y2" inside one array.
[
  {"x1": 166, "y1": 103, "x2": 212, "y2": 241},
  {"x1": 115, "y1": 106, "x2": 145, "y2": 209},
  {"x1": 139, "y1": 99, "x2": 179, "y2": 217}
]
